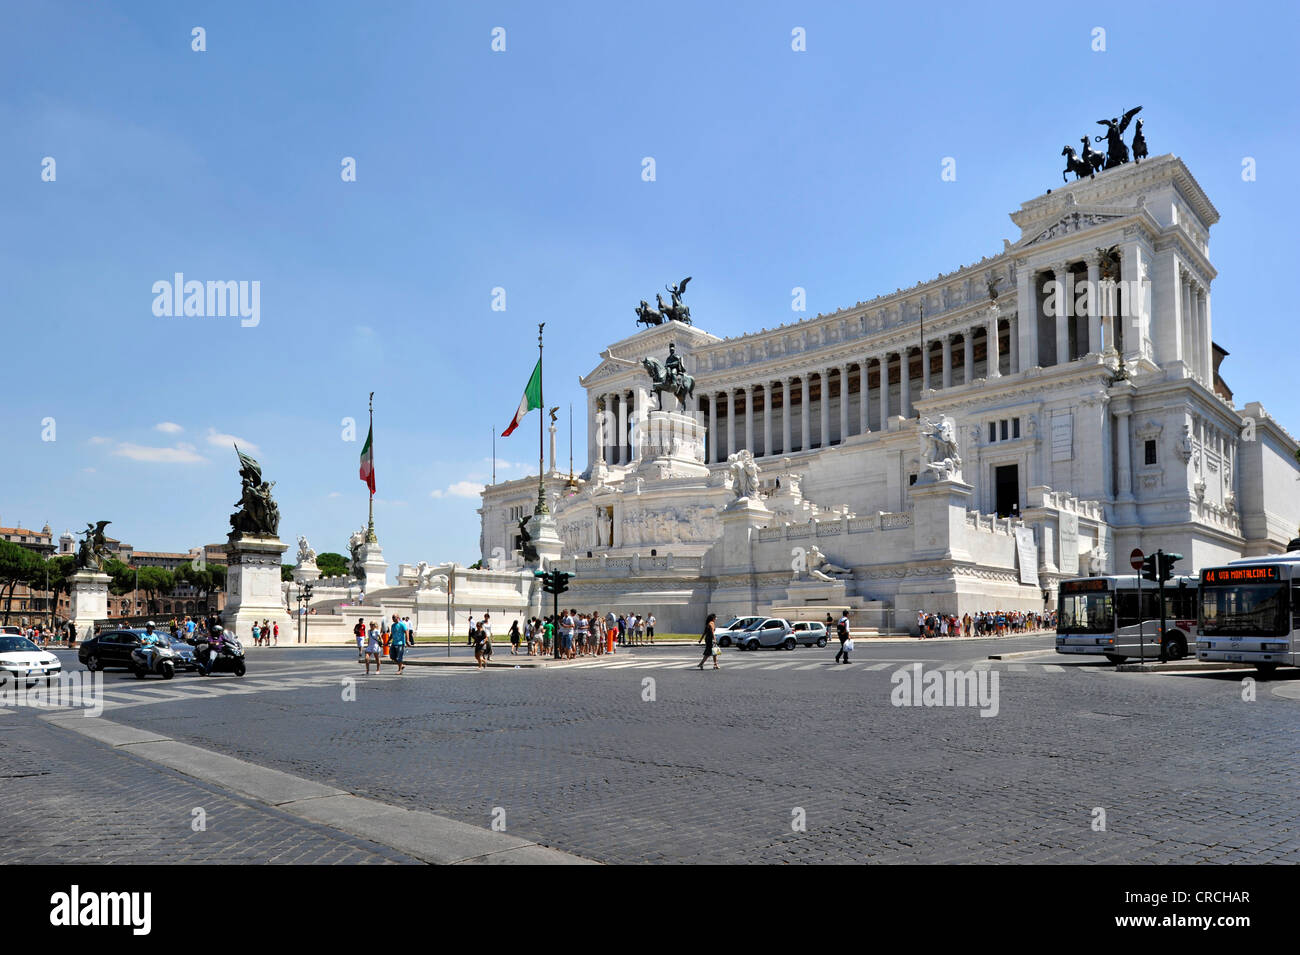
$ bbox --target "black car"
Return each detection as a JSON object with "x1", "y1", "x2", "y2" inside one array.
[{"x1": 79, "y1": 629, "x2": 197, "y2": 672}]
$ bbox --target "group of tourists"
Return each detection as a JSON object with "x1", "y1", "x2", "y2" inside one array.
[
  {"x1": 916, "y1": 609, "x2": 1056, "y2": 638},
  {"x1": 353, "y1": 614, "x2": 415, "y2": 674},
  {"x1": 250, "y1": 618, "x2": 279, "y2": 647}
]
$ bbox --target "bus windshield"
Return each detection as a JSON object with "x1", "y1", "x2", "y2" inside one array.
[
  {"x1": 1200, "y1": 583, "x2": 1289, "y2": 637},
  {"x1": 1058, "y1": 590, "x2": 1114, "y2": 634}
]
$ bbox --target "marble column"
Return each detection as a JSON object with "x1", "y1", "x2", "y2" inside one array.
[
  {"x1": 744, "y1": 384, "x2": 755, "y2": 453},
  {"x1": 1085, "y1": 252, "x2": 1102, "y2": 355},
  {"x1": 900, "y1": 350, "x2": 911, "y2": 417},
  {"x1": 839, "y1": 364, "x2": 850, "y2": 442},
  {"x1": 1008, "y1": 314, "x2": 1019, "y2": 373},
  {"x1": 799, "y1": 375, "x2": 811, "y2": 451},
  {"x1": 941, "y1": 336, "x2": 952, "y2": 388},
  {"x1": 859, "y1": 360, "x2": 870, "y2": 434},
  {"x1": 988, "y1": 310, "x2": 1002, "y2": 378},
  {"x1": 818, "y1": 371, "x2": 830, "y2": 447},
  {"x1": 1052, "y1": 262, "x2": 1070, "y2": 365},
  {"x1": 879, "y1": 355, "x2": 891, "y2": 427},
  {"x1": 963, "y1": 333, "x2": 974, "y2": 385},
  {"x1": 708, "y1": 392, "x2": 719, "y2": 463},
  {"x1": 1115, "y1": 408, "x2": 1135, "y2": 501},
  {"x1": 726, "y1": 388, "x2": 736, "y2": 459},
  {"x1": 762, "y1": 382, "x2": 773, "y2": 456},
  {"x1": 1017, "y1": 265, "x2": 1038, "y2": 368},
  {"x1": 782, "y1": 377, "x2": 793, "y2": 454},
  {"x1": 1196, "y1": 285, "x2": 1206, "y2": 382}
]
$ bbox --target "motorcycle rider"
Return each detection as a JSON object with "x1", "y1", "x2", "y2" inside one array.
[
  {"x1": 135, "y1": 621, "x2": 164, "y2": 672},
  {"x1": 198, "y1": 625, "x2": 227, "y2": 675}
]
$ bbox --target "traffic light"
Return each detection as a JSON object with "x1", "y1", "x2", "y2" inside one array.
[
  {"x1": 1140, "y1": 553, "x2": 1160, "y2": 583},
  {"x1": 1157, "y1": 552, "x2": 1182, "y2": 582},
  {"x1": 534, "y1": 569, "x2": 573, "y2": 596}
]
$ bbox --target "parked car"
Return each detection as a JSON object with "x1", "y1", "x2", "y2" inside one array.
[
  {"x1": 163, "y1": 634, "x2": 199, "y2": 672},
  {"x1": 716, "y1": 616, "x2": 763, "y2": 648},
  {"x1": 0, "y1": 635, "x2": 63, "y2": 686},
  {"x1": 735, "y1": 617, "x2": 798, "y2": 651},
  {"x1": 791, "y1": 621, "x2": 829, "y2": 647}
]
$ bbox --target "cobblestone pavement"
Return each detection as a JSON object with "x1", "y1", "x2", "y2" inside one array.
[
  {"x1": 0, "y1": 707, "x2": 421, "y2": 864},
  {"x1": 14, "y1": 639, "x2": 1300, "y2": 864}
]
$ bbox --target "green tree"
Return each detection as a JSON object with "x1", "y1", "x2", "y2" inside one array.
[
  {"x1": 136, "y1": 566, "x2": 175, "y2": 614},
  {"x1": 315, "y1": 551, "x2": 349, "y2": 577},
  {"x1": 0, "y1": 540, "x2": 44, "y2": 624},
  {"x1": 281, "y1": 564, "x2": 295, "y2": 582},
  {"x1": 44, "y1": 555, "x2": 77, "y2": 622}
]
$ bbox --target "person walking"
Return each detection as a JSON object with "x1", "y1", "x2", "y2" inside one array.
[
  {"x1": 647, "y1": 613, "x2": 656, "y2": 644},
  {"x1": 697, "y1": 613, "x2": 719, "y2": 670},
  {"x1": 365, "y1": 620, "x2": 382, "y2": 674},
  {"x1": 473, "y1": 622, "x2": 488, "y2": 669},
  {"x1": 509, "y1": 620, "x2": 521, "y2": 655},
  {"x1": 834, "y1": 611, "x2": 852, "y2": 664},
  {"x1": 389, "y1": 613, "x2": 407, "y2": 674},
  {"x1": 353, "y1": 617, "x2": 366, "y2": 662},
  {"x1": 480, "y1": 613, "x2": 493, "y2": 661},
  {"x1": 272, "y1": 620, "x2": 279, "y2": 646},
  {"x1": 467, "y1": 613, "x2": 476, "y2": 647}
]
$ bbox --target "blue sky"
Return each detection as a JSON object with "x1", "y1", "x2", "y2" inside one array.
[{"x1": 2, "y1": 1, "x2": 1297, "y2": 570}]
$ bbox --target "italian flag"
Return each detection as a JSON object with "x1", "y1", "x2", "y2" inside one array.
[
  {"x1": 501, "y1": 359, "x2": 541, "y2": 437},
  {"x1": 359, "y1": 423, "x2": 375, "y2": 494}
]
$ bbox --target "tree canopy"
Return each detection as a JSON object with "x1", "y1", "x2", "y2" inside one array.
[{"x1": 315, "y1": 551, "x2": 349, "y2": 578}]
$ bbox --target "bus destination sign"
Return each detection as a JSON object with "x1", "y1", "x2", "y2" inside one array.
[
  {"x1": 1060, "y1": 578, "x2": 1110, "y2": 593},
  {"x1": 1202, "y1": 565, "x2": 1282, "y2": 585}
]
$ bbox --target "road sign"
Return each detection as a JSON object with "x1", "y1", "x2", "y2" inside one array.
[{"x1": 1130, "y1": 548, "x2": 1145, "y2": 571}]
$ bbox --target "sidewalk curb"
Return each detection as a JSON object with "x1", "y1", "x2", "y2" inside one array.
[
  {"x1": 39, "y1": 713, "x2": 596, "y2": 865},
  {"x1": 987, "y1": 649, "x2": 1059, "y2": 661},
  {"x1": 1115, "y1": 660, "x2": 1255, "y2": 673}
]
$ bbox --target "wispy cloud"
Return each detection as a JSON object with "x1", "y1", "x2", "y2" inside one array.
[
  {"x1": 88, "y1": 436, "x2": 111, "y2": 445},
  {"x1": 113, "y1": 442, "x2": 205, "y2": 464},
  {"x1": 431, "y1": 480, "x2": 484, "y2": 499},
  {"x1": 483, "y1": 457, "x2": 522, "y2": 471},
  {"x1": 206, "y1": 428, "x2": 258, "y2": 452},
  {"x1": 327, "y1": 491, "x2": 342, "y2": 499},
  {"x1": 154, "y1": 421, "x2": 184, "y2": 434}
]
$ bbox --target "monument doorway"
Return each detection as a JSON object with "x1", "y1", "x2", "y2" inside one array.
[{"x1": 994, "y1": 464, "x2": 1019, "y2": 518}]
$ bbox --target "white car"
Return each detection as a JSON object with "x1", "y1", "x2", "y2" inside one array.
[
  {"x1": 0, "y1": 635, "x2": 63, "y2": 687},
  {"x1": 716, "y1": 616, "x2": 763, "y2": 648}
]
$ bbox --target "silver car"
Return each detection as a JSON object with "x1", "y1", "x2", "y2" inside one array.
[
  {"x1": 716, "y1": 616, "x2": 762, "y2": 648},
  {"x1": 791, "y1": 621, "x2": 829, "y2": 647},
  {"x1": 735, "y1": 617, "x2": 797, "y2": 651}
]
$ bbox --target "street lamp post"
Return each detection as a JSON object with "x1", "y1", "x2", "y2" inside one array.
[{"x1": 296, "y1": 583, "x2": 313, "y2": 644}]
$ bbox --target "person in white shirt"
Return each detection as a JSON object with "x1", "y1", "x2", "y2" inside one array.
[{"x1": 647, "y1": 614, "x2": 656, "y2": 643}]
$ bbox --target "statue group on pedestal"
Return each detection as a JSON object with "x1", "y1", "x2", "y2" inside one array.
[
  {"x1": 229, "y1": 446, "x2": 280, "y2": 539},
  {"x1": 75, "y1": 520, "x2": 111, "y2": 572},
  {"x1": 635, "y1": 276, "x2": 694, "y2": 327},
  {"x1": 727, "y1": 449, "x2": 761, "y2": 501},
  {"x1": 641, "y1": 341, "x2": 696, "y2": 409},
  {"x1": 517, "y1": 515, "x2": 539, "y2": 563},
  {"x1": 918, "y1": 415, "x2": 963, "y2": 483},
  {"x1": 1061, "y1": 107, "x2": 1147, "y2": 182}
]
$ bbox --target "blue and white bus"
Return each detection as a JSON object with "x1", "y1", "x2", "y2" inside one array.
[
  {"x1": 1198, "y1": 551, "x2": 1300, "y2": 675},
  {"x1": 1056, "y1": 574, "x2": 1199, "y2": 663}
]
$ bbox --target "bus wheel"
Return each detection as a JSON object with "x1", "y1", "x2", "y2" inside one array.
[
  {"x1": 1164, "y1": 637, "x2": 1187, "y2": 661},
  {"x1": 1104, "y1": 654, "x2": 1126, "y2": 664},
  {"x1": 1255, "y1": 663, "x2": 1278, "y2": 678}
]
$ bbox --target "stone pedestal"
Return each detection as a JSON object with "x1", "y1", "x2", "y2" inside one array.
[
  {"x1": 909, "y1": 477, "x2": 974, "y2": 562},
  {"x1": 357, "y1": 541, "x2": 389, "y2": 594},
  {"x1": 292, "y1": 560, "x2": 321, "y2": 584},
  {"x1": 635, "y1": 410, "x2": 709, "y2": 480},
  {"x1": 69, "y1": 569, "x2": 111, "y2": 642},
  {"x1": 529, "y1": 512, "x2": 564, "y2": 566},
  {"x1": 707, "y1": 497, "x2": 773, "y2": 621},
  {"x1": 224, "y1": 535, "x2": 291, "y2": 643}
]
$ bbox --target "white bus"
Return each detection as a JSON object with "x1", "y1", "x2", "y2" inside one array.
[
  {"x1": 1197, "y1": 552, "x2": 1300, "y2": 675},
  {"x1": 1056, "y1": 574, "x2": 1199, "y2": 663}
]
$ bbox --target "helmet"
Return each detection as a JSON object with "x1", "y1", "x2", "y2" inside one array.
[
  {"x1": 146, "y1": 620, "x2": 156, "y2": 628},
  {"x1": 210, "y1": 625, "x2": 224, "y2": 636}
]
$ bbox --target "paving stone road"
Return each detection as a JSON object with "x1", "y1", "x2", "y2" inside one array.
[{"x1": 7, "y1": 636, "x2": 1299, "y2": 864}]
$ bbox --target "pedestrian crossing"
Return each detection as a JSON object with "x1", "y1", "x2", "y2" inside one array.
[
  {"x1": 556, "y1": 652, "x2": 1103, "y2": 677},
  {"x1": 42, "y1": 661, "x2": 469, "y2": 713}
]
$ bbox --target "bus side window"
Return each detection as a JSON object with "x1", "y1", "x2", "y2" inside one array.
[{"x1": 1293, "y1": 587, "x2": 1300, "y2": 629}]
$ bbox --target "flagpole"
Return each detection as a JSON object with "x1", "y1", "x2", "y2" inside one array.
[
  {"x1": 366, "y1": 391, "x2": 376, "y2": 543},
  {"x1": 536, "y1": 323, "x2": 547, "y2": 515},
  {"x1": 492, "y1": 428, "x2": 496, "y2": 485}
]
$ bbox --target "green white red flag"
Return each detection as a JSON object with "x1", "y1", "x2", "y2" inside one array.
[
  {"x1": 359, "y1": 423, "x2": 375, "y2": 494},
  {"x1": 501, "y1": 359, "x2": 542, "y2": 437}
]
